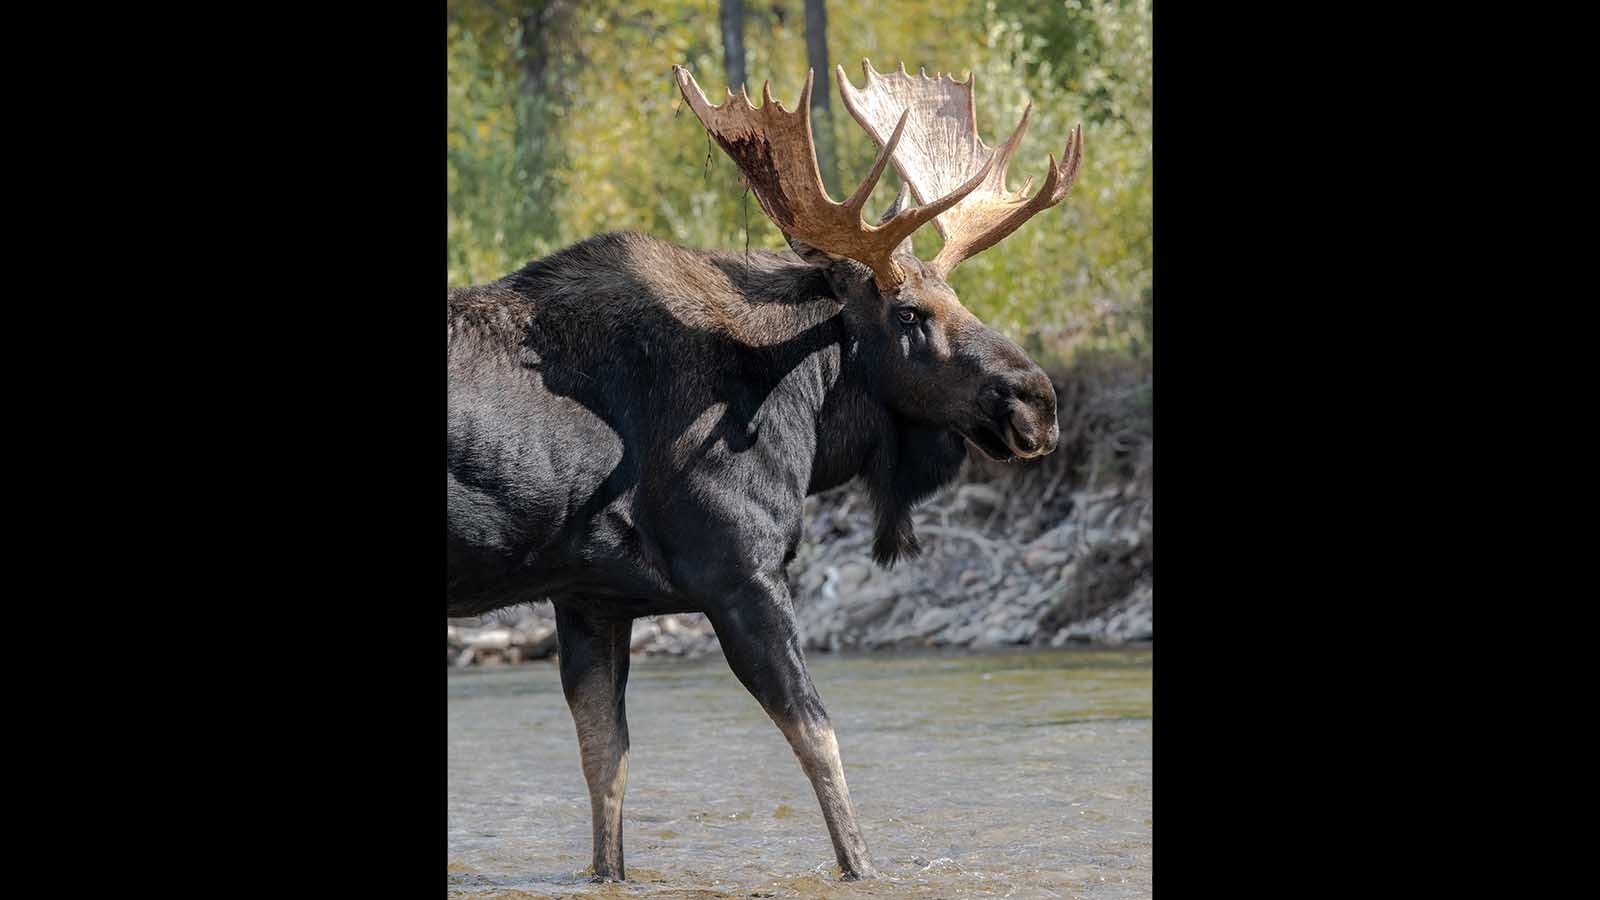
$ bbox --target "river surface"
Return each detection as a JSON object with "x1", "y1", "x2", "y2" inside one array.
[{"x1": 448, "y1": 648, "x2": 1152, "y2": 899}]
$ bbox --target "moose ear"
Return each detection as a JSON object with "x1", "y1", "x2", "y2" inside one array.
[
  {"x1": 877, "y1": 182, "x2": 919, "y2": 264},
  {"x1": 784, "y1": 234, "x2": 845, "y2": 269}
]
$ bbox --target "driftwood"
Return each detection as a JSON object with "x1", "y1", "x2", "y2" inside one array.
[{"x1": 447, "y1": 621, "x2": 558, "y2": 667}]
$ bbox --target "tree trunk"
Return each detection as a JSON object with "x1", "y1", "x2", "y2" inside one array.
[
  {"x1": 517, "y1": 2, "x2": 574, "y2": 105},
  {"x1": 720, "y1": 0, "x2": 747, "y2": 92},
  {"x1": 514, "y1": 2, "x2": 576, "y2": 245},
  {"x1": 804, "y1": 0, "x2": 841, "y2": 197}
]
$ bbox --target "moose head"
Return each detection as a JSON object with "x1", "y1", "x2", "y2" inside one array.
[{"x1": 674, "y1": 59, "x2": 1083, "y2": 464}]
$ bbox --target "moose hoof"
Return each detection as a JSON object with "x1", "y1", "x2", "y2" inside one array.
[
  {"x1": 588, "y1": 873, "x2": 625, "y2": 884},
  {"x1": 840, "y1": 866, "x2": 879, "y2": 881}
]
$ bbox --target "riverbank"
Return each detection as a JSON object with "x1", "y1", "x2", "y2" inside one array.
[{"x1": 448, "y1": 355, "x2": 1151, "y2": 667}]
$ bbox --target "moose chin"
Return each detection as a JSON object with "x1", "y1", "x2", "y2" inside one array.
[{"x1": 447, "y1": 58, "x2": 1082, "y2": 882}]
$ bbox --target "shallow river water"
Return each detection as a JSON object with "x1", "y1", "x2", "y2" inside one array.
[{"x1": 448, "y1": 648, "x2": 1152, "y2": 899}]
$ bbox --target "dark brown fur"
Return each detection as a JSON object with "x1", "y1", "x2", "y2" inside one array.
[{"x1": 447, "y1": 227, "x2": 1058, "y2": 881}]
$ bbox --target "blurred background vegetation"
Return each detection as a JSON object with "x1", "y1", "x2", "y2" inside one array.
[{"x1": 448, "y1": 0, "x2": 1150, "y2": 369}]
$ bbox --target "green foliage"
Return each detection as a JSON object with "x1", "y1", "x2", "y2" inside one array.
[{"x1": 447, "y1": 0, "x2": 1150, "y2": 365}]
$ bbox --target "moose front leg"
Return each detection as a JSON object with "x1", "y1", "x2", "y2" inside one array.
[
  {"x1": 705, "y1": 574, "x2": 878, "y2": 880},
  {"x1": 553, "y1": 602, "x2": 633, "y2": 882}
]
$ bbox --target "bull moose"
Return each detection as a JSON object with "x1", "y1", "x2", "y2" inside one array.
[{"x1": 446, "y1": 60, "x2": 1083, "y2": 882}]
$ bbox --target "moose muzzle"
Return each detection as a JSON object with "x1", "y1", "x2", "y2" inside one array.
[
  {"x1": 968, "y1": 367, "x2": 1058, "y2": 462},
  {"x1": 999, "y1": 370, "x2": 1059, "y2": 460}
]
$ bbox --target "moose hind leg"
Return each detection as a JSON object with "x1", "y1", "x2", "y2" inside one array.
[
  {"x1": 706, "y1": 578, "x2": 877, "y2": 880},
  {"x1": 553, "y1": 602, "x2": 633, "y2": 882}
]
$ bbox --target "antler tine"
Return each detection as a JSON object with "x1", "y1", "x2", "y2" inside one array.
[
  {"x1": 931, "y1": 121, "x2": 1083, "y2": 275},
  {"x1": 795, "y1": 68, "x2": 813, "y2": 113},
  {"x1": 992, "y1": 102, "x2": 1033, "y2": 198},
  {"x1": 674, "y1": 63, "x2": 988, "y2": 292},
  {"x1": 836, "y1": 58, "x2": 1084, "y2": 277},
  {"x1": 842, "y1": 108, "x2": 909, "y2": 214}
]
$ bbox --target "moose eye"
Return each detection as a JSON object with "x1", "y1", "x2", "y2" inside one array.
[{"x1": 896, "y1": 308, "x2": 919, "y2": 326}]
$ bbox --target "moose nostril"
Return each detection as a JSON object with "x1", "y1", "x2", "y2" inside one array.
[{"x1": 1008, "y1": 409, "x2": 1040, "y2": 450}]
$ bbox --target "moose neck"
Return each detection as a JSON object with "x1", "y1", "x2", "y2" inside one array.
[{"x1": 508, "y1": 235, "x2": 967, "y2": 570}]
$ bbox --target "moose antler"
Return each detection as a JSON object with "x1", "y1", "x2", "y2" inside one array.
[
  {"x1": 835, "y1": 60, "x2": 1083, "y2": 277},
  {"x1": 674, "y1": 65, "x2": 995, "y2": 292}
]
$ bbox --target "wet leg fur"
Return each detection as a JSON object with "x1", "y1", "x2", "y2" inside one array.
[
  {"x1": 554, "y1": 603, "x2": 633, "y2": 882},
  {"x1": 773, "y1": 715, "x2": 875, "y2": 879},
  {"x1": 706, "y1": 581, "x2": 878, "y2": 880}
]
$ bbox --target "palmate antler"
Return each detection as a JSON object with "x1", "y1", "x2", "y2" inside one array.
[
  {"x1": 836, "y1": 60, "x2": 1083, "y2": 277},
  {"x1": 673, "y1": 65, "x2": 995, "y2": 292}
]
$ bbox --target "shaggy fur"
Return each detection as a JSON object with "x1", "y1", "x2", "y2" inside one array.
[{"x1": 446, "y1": 227, "x2": 1058, "y2": 880}]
